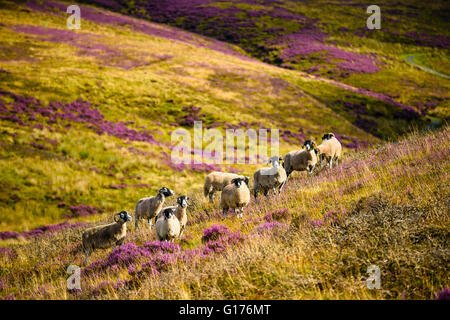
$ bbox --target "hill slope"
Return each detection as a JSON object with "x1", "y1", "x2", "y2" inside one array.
[
  {"x1": 0, "y1": 0, "x2": 415, "y2": 232},
  {"x1": 77, "y1": 0, "x2": 450, "y2": 121},
  {"x1": 1, "y1": 126, "x2": 448, "y2": 300}
]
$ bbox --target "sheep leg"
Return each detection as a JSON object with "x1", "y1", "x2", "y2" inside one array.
[
  {"x1": 285, "y1": 170, "x2": 292, "y2": 183},
  {"x1": 278, "y1": 181, "x2": 285, "y2": 194},
  {"x1": 329, "y1": 158, "x2": 333, "y2": 169},
  {"x1": 239, "y1": 207, "x2": 244, "y2": 218},
  {"x1": 208, "y1": 191, "x2": 214, "y2": 203},
  {"x1": 179, "y1": 226, "x2": 185, "y2": 238},
  {"x1": 135, "y1": 218, "x2": 139, "y2": 230},
  {"x1": 148, "y1": 218, "x2": 153, "y2": 231},
  {"x1": 84, "y1": 249, "x2": 90, "y2": 265},
  {"x1": 272, "y1": 187, "x2": 277, "y2": 196},
  {"x1": 253, "y1": 185, "x2": 259, "y2": 199},
  {"x1": 222, "y1": 208, "x2": 228, "y2": 219},
  {"x1": 263, "y1": 189, "x2": 268, "y2": 197}
]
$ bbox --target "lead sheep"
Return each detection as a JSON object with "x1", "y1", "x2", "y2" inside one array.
[
  {"x1": 253, "y1": 156, "x2": 287, "y2": 199},
  {"x1": 317, "y1": 132, "x2": 342, "y2": 168},
  {"x1": 135, "y1": 187, "x2": 174, "y2": 231},
  {"x1": 220, "y1": 176, "x2": 250, "y2": 219},
  {"x1": 283, "y1": 140, "x2": 318, "y2": 180},
  {"x1": 155, "y1": 207, "x2": 181, "y2": 242},
  {"x1": 155, "y1": 195, "x2": 190, "y2": 238},
  {"x1": 203, "y1": 171, "x2": 245, "y2": 203},
  {"x1": 81, "y1": 210, "x2": 132, "y2": 264}
]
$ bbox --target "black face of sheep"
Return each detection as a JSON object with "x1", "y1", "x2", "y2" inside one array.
[
  {"x1": 303, "y1": 140, "x2": 316, "y2": 151},
  {"x1": 163, "y1": 207, "x2": 175, "y2": 219},
  {"x1": 177, "y1": 195, "x2": 189, "y2": 208},
  {"x1": 322, "y1": 133, "x2": 334, "y2": 140},
  {"x1": 115, "y1": 210, "x2": 132, "y2": 222},
  {"x1": 231, "y1": 177, "x2": 246, "y2": 187},
  {"x1": 244, "y1": 176, "x2": 249, "y2": 187},
  {"x1": 159, "y1": 187, "x2": 174, "y2": 197}
]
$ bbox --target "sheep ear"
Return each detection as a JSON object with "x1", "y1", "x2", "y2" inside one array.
[{"x1": 114, "y1": 215, "x2": 120, "y2": 222}]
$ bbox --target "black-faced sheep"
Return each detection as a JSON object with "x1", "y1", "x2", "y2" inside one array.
[
  {"x1": 317, "y1": 132, "x2": 342, "y2": 168},
  {"x1": 155, "y1": 207, "x2": 181, "y2": 242},
  {"x1": 155, "y1": 195, "x2": 190, "y2": 238},
  {"x1": 135, "y1": 187, "x2": 174, "y2": 231},
  {"x1": 220, "y1": 177, "x2": 251, "y2": 219},
  {"x1": 203, "y1": 171, "x2": 245, "y2": 203},
  {"x1": 283, "y1": 140, "x2": 318, "y2": 179},
  {"x1": 253, "y1": 156, "x2": 287, "y2": 199},
  {"x1": 81, "y1": 210, "x2": 132, "y2": 264}
]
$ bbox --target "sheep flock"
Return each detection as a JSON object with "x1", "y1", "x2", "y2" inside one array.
[{"x1": 80, "y1": 133, "x2": 342, "y2": 264}]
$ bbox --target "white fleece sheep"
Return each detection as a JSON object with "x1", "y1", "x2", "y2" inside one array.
[
  {"x1": 155, "y1": 195, "x2": 190, "y2": 238},
  {"x1": 81, "y1": 211, "x2": 132, "y2": 264},
  {"x1": 253, "y1": 156, "x2": 287, "y2": 199},
  {"x1": 283, "y1": 140, "x2": 318, "y2": 179},
  {"x1": 155, "y1": 207, "x2": 181, "y2": 242},
  {"x1": 317, "y1": 132, "x2": 342, "y2": 168},
  {"x1": 204, "y1": 171, "x2": 245, "y2": 203},
  {"x1": 135, "y1": 187, "x2": 174, "y2": 231},
  {"x1": 220, "y1": 177, "x2": 251, "y2": 219}
]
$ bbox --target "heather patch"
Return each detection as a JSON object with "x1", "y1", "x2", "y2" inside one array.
[
  {"x1": 12, "y1": 24, "x2": 148, "y2": 70},
  {"x1": 176, "y1": 106, "x2": 205, "y2": 127},
  {"x1": 264, "y1": 209, "x2": 291, "y2": 222},
  {"x1": 0, "y1": 247, "x2": 16, "y2": 259},
  {"x1": 78, "y1": 0, "x2": 382, "y2": 76},
  {"x1": 0, "y1": 221, "x2": 88, "y2": 240},
  {"x1": 63, "y1": 204, "x2": 102, "y2": 218},
  {"x1": 0, "y1": 91, "x2": 160, "y2": 145},
  {"x1": 201, "y1": 224, "x2": 231, "y2": 243},
  {"x1": 26, "y1": 0, "x2": 248, "y2": 60},
  {"x1": 256, "y1": 221, "x2": 290, "y2": 235},
  {"x1": 435, "y1": 288, "x2": 450, "y2": 300}
]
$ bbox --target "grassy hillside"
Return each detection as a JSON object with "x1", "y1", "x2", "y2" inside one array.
[
  {"x1": 0, "y1": 0, "x2": 408, "y2": 233},
  {"x1": 1, "y1": 126, "x2": 448, "y2": 300},
  {"x1": 0, "y1": 0, "x2": 449, "y2": 300},
  {"x1": 78, "y1": 0, "x2": 450, "y2": 121}
]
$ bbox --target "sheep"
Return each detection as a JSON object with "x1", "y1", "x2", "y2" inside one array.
[
  {"x1": 253, "y1": 156, "x2": 287, "y2": 199},
  {"x1": 220, "y1": 176, "x2": 251, "y2": 219},
  {"x1": 135, "y1": 187, "x2": 174, "y2": 231},
  {"x1": 204, "y1": 171, "x2": 246, "y2": 203},
  {"x1": 283, "y1": 140, "x2": 318, "y2": 180},
  {"x1": 155, "y1": 207, "x2": 181, "y2": 242},
  {"x1": 316, "y1": 132, "x2": 342, "y2": 169},
  {"x1": 155, "y1": 195, "x2": 190, "y2": 238},
  {"x1": 81, "y1": 210, "x2": 132, "y2": 264}
]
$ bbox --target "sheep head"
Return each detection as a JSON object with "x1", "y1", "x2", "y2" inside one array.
[
  {"x1": 158, "y1": 187, "x2": 175, "y2": 197},
  {"x1": 114, "y1": 210, "x2": 132, "y2": 223},
  {"x1": 322, "y1": 132, "x2": 335, "y2": 140},
  {"x1": 231, "y1": 177, "x2": 247, "y2": 188},
  {"x1": 162, "y1": 207, "x2": 175, "y2": 219},
  {"x1": 177, "y1": 195, "x2": 189, "y2": 208},
  {"x1": 268, "y1": 156, "x2": 281, "y2": 167}
]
